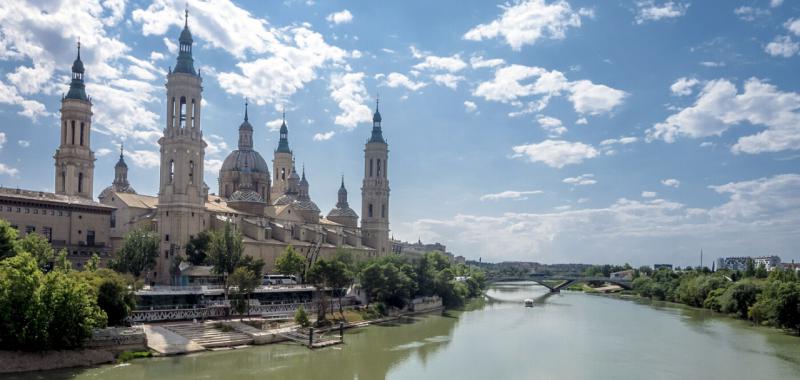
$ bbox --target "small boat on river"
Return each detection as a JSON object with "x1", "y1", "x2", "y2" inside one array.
[{"x1": 524, "y1": 299, "x2": 534, "y2": 307}]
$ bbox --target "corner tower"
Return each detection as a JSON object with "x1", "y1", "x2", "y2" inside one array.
[
  {"x1": 54, "y1": 42, "x2": 95, "y2": 199},
  {"x1": 270, "y1": 111, "x2": 293, "y2": 202},
  {"x1": 361, "y1": 99, "x2": 390, "y2": 255},
  {"x1": 155, "y1": 9, "x2": 207, "y2": 284}
]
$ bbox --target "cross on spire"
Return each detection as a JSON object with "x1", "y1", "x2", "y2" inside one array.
[
  {"x1": 184, "y1": 3, "x2": 189, "y2": 27},
  {"x1": 244, "y1": 98, "x2": 249, "y2": 121},
  {"x1": 120, "y1": 142, "x2": 124, "y2": 158},
  {"x1": 77, "y1": 38, "x2": 81, "y2": 59}
]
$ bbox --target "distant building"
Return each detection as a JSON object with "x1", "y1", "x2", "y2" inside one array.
[
  {"x1": 653, "y1": 264, "x2": 673, "y2": 271},
  {"x1": 782, "y1": 262, "x2": 800, "y2": 273},
  {"x1": 391, "y1": 238, "x2": 451, "y2": 260},
  {"x1": 454, "y1": 255, "x2": 466, "y2": 265},
  {"x1": 610, "y1": 269, "x2": 635, "y2": 280},
  {"x1": 716, "y1": 256, "x2": 782, "y2": 272}
]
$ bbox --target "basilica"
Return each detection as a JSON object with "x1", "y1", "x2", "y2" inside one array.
[{"x1": 0, "y1": 12, "x2": 390, "y2": 285}]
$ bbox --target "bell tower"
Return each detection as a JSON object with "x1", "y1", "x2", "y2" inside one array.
[
  {"x1": 155, "y1": 8, "x2": 208, "y2": 284},
  {"x1": 54, "y1": 41, "x2": 95, "y2": 199},
  {"x1": 361, "y1": 99, "x2": 390, "y2": 255},
  {"x1": 271, "y1": 111, "x2": 293, "y2": 202}
]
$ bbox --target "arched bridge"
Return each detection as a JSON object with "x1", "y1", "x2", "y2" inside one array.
[{"x1": 490, "y1": 275, "x2": 632, "y2": 292}]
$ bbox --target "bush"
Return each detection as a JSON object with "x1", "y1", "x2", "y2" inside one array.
[{"x1": 294, "y1": 305, "x2": 310, "y2": 327}]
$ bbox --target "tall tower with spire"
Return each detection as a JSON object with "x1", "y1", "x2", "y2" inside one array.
[
  {"x1": 155, "y1": 8, "x2": 208, "y2": 284},
  {"x1": 361, "y1": 99, "x2": 390, "y2": 255},
  {"x1": 54, "y1": 41, "x2": 95, "y2": 199},
  {"x1": 271, "y1": 111, "x2": 293, "y2": 202}
]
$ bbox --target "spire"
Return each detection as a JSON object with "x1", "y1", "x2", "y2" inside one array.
[
  {"x1": 115, "y1": 143, "x2": 127, "y2": 168},
  {"x1": 369, "y1": 96, "x2": 386, "y2": 144},
  {"x1": 244, "y1": 98, "x2": 249, "y2": 122},
  {"x1": 65, "y1": 39, "x2": 87, "y2": 101},
  {"x1": 337, "y1": 175, "x2": 348, "y2": 208},
  {"x1": 276, "y1": 108, "x2": 291, "y2": 153},
  {"x1": 174, "y1": 4, "x2": 196, "y2": 75},
  {"x1": 238, "y1": 100, "x2": 253, "y2": 149}
]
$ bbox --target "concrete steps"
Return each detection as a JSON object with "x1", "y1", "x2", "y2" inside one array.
[{"x1": 164, "y1": 323, "x2": 254, "y2": 349}]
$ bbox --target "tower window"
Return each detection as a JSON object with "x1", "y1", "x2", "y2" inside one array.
[
  {"x1": 377, "y1": 159, "x2": 381, "y2": 177},
  {"x1": 171, "y1": 97, "x2": 176, "y2": 128},
  {"x1": 369, "y1": 159, "x2": 373, "y2": 177},
  {"x1": 281, "y1": 168, "x2": 286, "y2": 180},
  {"x1": 71, "y1": 121, "x2": 76, "y2": 144},
  {"x1": 191, "y1": 99, "x2": 196, "y2": 128},
  {"x1": 78, "y1": 172, "x2": 83, "y2": 193},
  {"x1": 189, "y1": 160, "x2": 194, "y2": 184},
  {"x1": 368, "y1": 204, "x2": 373, "y2": 218},
  {"x1": 62, "y1": 121, "x2": 67, "y2": 144},
  {"x1": 169, "y1": 160, "x2": 174, "y2": 183},
  {"x1": 61, "y1": 171, "x2": 66, "y2": 192},
  {"x1": 382, "y1": 204, "x2": 386, "y2": 218},
  {"x1": 179, "y1": 96, "x2": 187, "y2": 128},
  {"x1": 79, "y1": 123, "x2": 85, "y2": 146}
]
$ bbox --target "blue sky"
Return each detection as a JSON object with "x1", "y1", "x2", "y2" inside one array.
[{"x1": 1, "y1": 0, "x2": 799, "y2": 266}]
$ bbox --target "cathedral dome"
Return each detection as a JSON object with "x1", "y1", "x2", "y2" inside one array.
[
  {"x1": 220, "y1": 149, "x2": 269, "y2": 174},
  {"x1": 229, "y1": 188, "x2": 264, "y2": 203}
]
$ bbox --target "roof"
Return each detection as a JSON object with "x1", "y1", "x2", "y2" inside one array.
[
  {"x1": 114, "y1": 192, "x2": 158, "y2": 209},
  {"x1": 0, "y1": 187, "x2": 114, "y2": 211},
  {"x1": 220, "y1": 149, "x2": 269, "y2": 173}
]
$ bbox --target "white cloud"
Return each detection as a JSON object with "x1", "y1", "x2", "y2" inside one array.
[
  {"x1": 266, "y1": 118, "x2": 284, "y2": 132},
  {"x1": 670, "y1": 77, "x2": 699, "y2": 96},
  {"x1": 700, "y1": 61, "x2": 725, "y2": 67},
  {"x1": 575, "y1": 117, "x2": 588, "y2": 125},
  {"x1": 204, "y1": 159, "x2": 223, "y2": 173},
  {"x1": 470, "y1": 56, "x2": 505, "y2": 69},
  {"x1": 563, "y1": 173, "x2": 597, "y2": 186},
  {"x1": 734, "y1": 6, "x2": 770, "y2": 22},
  {"x1": 17, "y1": 140, "x2": 29, "y2": 148},
  {"x1": 313, "y1": 131, "x2": 336, "y2": 141},
  {"x1": 765, "y1": 35, "x2": 799, "y2": 58},
  {"x1": 384, "y1": 72, "x2": 427, "y2": 91},
  {"x1": 771, "y1": 0, "x2": 784, "y2": 7},
  {"x1": 512, "y1": 139, "x2": 599, "y2": 168},
  {"x1": 413, "y1": 54, "x2": 467, "y2": 72},
  {"x1": 0, "y1": 163, "x2": 19, "y2": 177},
  {"x1": 463, "y1": 0, "x2": 590, "y2": 51},
  {"x1": 328, "y1": 72, "x2": 372, "y2": 129},
  {"x1": 473, "y1": 64, "x2": 626, "y2": 115},
  {"x1": 95, "y1": 148, "x2": 113, "y2": 157},
  {"x1": 400, "y1": 174, "x2": 800, "y2": 263},
  {"x1": 326, "y1": 9, "x2": 353, "y2": 25},
  {"x1": 536, "y1": 115, "x2": 567, "y2": 137},
  {"x1": 634, "y1": 1, "x2": 689, "y2": 24},
  {"x1": 600, "y1": 136, "x2": 638, "y2": 146},
  {"x1": 464, "y1": 100, "x2": 477, "y2": 113},
  {"x1": 647, "y1": 78, "x2": 800, "y2": 154},
  {"x1": 432, "y1": 74, "x2": 466, "y2": 89},
  {"x1": 641, "y1": 191, "x2": 657, "y2": 198},
  {"x1": 786, "y1": 19, "x2": 800, "y2": 36},
  {"x1": 480, "y1": 190, "x2": 543, "y2": 201},
  {"x1": 126, "y1": 149, "x2": 160, "y2": 168},
  {"x1": 150, "y1": 51, "x2": 165, "y2": 61},
  {"x1": 661, "y1": 178, "x2": 681, "y2": 188},
  {"x1": 0, "y1": 133, "x2": 5, "y2": 149},
  {"x1": 204, "y1": 134, "x2": 229, "y2": 156}
]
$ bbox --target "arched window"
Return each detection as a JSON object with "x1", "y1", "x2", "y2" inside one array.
[
  {"x1": 179, "y1": 96, "x2": 187, "y2": 128},
  {"x1": 70, "y1": 121, "x2": 75, "y2": 144},
  {"x1": 62, "y1": 121, "x2": 67, "y2": 144},
  {"x1": 169, "y1": 160, "x2": 174, "y2": 183},
  {"x1": 377, "y1": 159, "x2": 381, "y2": 177},
  {"x1": 191, "y1": 99, "x2": 196, "y2": 128},
  {"x1": 368, "y1": 204, "x2": 373, "y2": 218},
  {"x1": 281, "y1": 168, "x2": 286, "y2": 180},
  {"x1": 369, "y1": 159, "x2": 373, "y2": 177},
  {"x1": 189, "y1": 160, "x2": 194, "y2": 183},
  {"x1": 79, "y1": 123, "x2": 85, "y2": 146},
  {"x1": 61, "y1": 171, "x2": 66, "y2": 192},
  {"x1": 78, "y1": 173, "x2": 83, "y2": 193},
  {"x1": 171, "y1": 97, "x2": 176, "y2": 128}
]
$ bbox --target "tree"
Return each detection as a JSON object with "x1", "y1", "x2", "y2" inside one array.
[
  {"x1": 207, "y1": 222, "x2": 244, "y2": 300},
  {"x1": 754, "y1": 263, "x2": 768, "y2": 279},
  {"x1": 19, "y1": 232, "x2": 54, "y2": 269},
  {"x1": 229, "y1": 267, "x2": 259, "y2": 319},
  {"x1": 0, "y1": 219, "x2": 21, "y2": 260},
  {"x1": 54, "y1": 249, "x2": 72, "y2": 272},
  {"x1": 307, "y1": 259, "x2": 353, "y2": 316},
  {"x1": 111, "y1": 228, "x2": 159, "y2": 280},
  {"x1": 85, "y1": 253, "x2": 100, "y2": 272},
  {"x1": 744, "y1": 258, "x2": 756, "y2": 278},
  {"x1": 97, "y1": 277, "x2": 136, "y2": 326},
  {"x1": 294, "y1": 305, "x2": 310, "y2": 327},
  {"x1": 275, "y1": 245, "x2": 305, "y2": 281},
  {"x1": 718, "y1": 279, "x2": 761, "y2": 319},
  {"x1": 185, "y1": 231, "x2": 211, "y2": 265},
  {"x1": 0, "y1": 253, "x2": 47, "y2": 350},
  {"x1": 40, "y1": 270, "x2": 107, "y2": 349}
]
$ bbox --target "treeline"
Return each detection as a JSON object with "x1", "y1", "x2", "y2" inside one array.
[
  {"x1": 631, "y1": 266, "x2": 800, "y2": 334},
  {"x1": 0, "y1": 221, "x2": 135, "y2": 351},
  {"x1": 274, "y1": 247, "x2": 487, "y2": 319}
]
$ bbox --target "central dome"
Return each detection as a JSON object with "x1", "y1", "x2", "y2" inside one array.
[{"x1": 221, "y1": 149, "x2": 269, "y2": 174}]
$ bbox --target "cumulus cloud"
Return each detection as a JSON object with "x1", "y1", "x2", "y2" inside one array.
[
  {"x1": 432, "y1": 74, "x2": 466, "y2": 89},
  {"x1": 647, "y1": 78, "x2": 800, "y2": 154},
  {"x1": 413, "y1": 53, "x2": 467, "y2": 72},
  {"x1": 634, "y1": 1, "x2": 689, "y2": 24},
  {"x1": 600, "y1": 136, "x2": 638, "y2": 146},
  {"x1": 328, "y1": 72, "x2": 372, "y2": 129},
  {"x1": 470, "y1": 56, "x2": 505, "y2": 69},
  {"x1": 0, "y1": 163, "x2": 19, "y2": 177},
  {"x1": 734, "y1": 6, "x2": 771, "y2": 22},
  {"x1": 563, "y1": 173, "x2": 597, "y2": 186},
  {"x1": 480, "y1": 190, "x2": 543, "y2": 201},
  {"x1": 512, "y1": 139, "x2": 599, "y2": 168},
  {"x1": 95, "y1": 148, "x2": 113, "y2": 157},
  {"x1": 641, "y1": 191, "x2": 657, "y2": 198},
  {"x1": 383, "y1": 72, "x2": 427, "y2": 91},
  {"x1": 204, "y1": 159, "x2": 223, "y2": 173},
  {"x1": 204, "y1": 134, "x2": 229, "y2": 156},
  {"x1": 463, "y1": 0, "x2": 591, "y2": 51},
  {"x1": 398, "y1": 174, "x2": 800, "y2": 264},
  {"x1": 313, "y1": 131, "x2": 336, "y2": 141},
  {"x1": 670, "y1": 77, "x2": 699, "y2": 96},
  {"x1": 326, "y1": 10, "x2": 353, "y2": 25},
  {"x1": 473, "y1": 64, "x2": 626, "y2": 115},
  {"x1": 464, "y1": 100, "x2": 477, "y2": 113},
  {"x1": 786, "y1": 19, "x2": 800, "y2": 36},
  {"x1": 661, "y1": 178, "x2": 680, "y2": 187},
  {"x1": 765, "y1": 35, "x2": 799, "y2": 57},
  {"x1": 17, "y1": 140, "x2": 30, "y2": 148},
  {"x1": 536, "y1": 115, "x2": 567, "y2": 137},
  {"x1": 126, "y1": 149, "x2": 160, "y2": 168}
]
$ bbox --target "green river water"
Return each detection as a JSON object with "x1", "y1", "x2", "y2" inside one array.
[{"x1": 9, "y1": 282, "x2": 800, "y2": 380}]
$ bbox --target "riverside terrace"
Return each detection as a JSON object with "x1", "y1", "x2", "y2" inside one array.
[{"x1": 131, "y1": 284, "x2": 350, "y2": 323}]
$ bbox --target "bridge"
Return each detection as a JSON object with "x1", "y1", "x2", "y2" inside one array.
[{"x1": 490, "y1": 275, "x2": 632, "y2": 292}]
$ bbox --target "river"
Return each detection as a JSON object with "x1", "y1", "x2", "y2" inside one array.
[{"x1": 10, "y1": 282, "x2": 800, "y2": 380}]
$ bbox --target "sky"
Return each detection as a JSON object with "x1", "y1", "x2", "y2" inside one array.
[{"x1": 0, "y1": 0, "x2": 799, "y2": 267}]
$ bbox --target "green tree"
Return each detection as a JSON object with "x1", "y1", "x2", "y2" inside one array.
[
  {"x1": 97, "y1": 277, "x2": 136, "y2": 326},
  {"x1": 229, "y1": 267, "x2": 259, "y2": 319},
  {"x1": 294, "y1": 305, "x2": 310, "y2": 327},
  {"x1": 744, "y1": 258, "x2": 756, "y2": 278},
  {"x1": 85, "y1": 253, "x2": 100, "y2": 272},
  {"x1": 185, "y1": 231, "x2": 211, "y2": 265},
  {"x1": 0, "y1": 253, "x2": 47, "y2": 350},
  {"x1": 111, "y1": 228, "x2": 159, "y2": 280},
  {"x1": 754, "y1": 263, "x2": 768, "y2": 279},
  {"x1": 274, "y1": 245, "x2": 306, "y2": 281},
  {"x1": 718, "y1": 279, "x2": 761, "y2": 319},
  {"x1": 207, "y1": 222, "x2": 244, "y2": 299},
  {"x1": 40, "y1": 270, "x2": 107, "y2": 349},
  {"x1": 0, "y1": 219, "x2": 21, "y2": 260},
  {"x1": 54, "y1": 249, "x2": 72, "y2": 272},
  {"x1": 19, "y1": 232, "x2": 54, "y2": 269}
]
